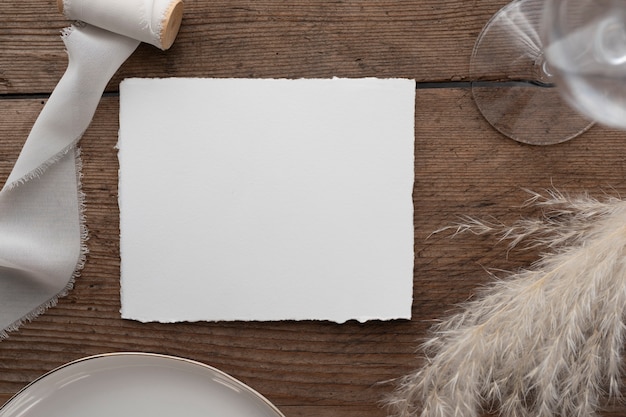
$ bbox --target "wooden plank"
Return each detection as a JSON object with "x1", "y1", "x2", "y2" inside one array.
[
  {"x1": 1, "y1": 88, "x2": 626, "y2": 416},
  {"x1": 0, "y1": 0, "x2": 510, "y2": 94}
]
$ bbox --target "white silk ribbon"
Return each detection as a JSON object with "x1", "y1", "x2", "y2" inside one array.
[
  {"x1": 62, "y1": 0, "x2": 179, "y2": 48},
  {"x1": 0, "y1": 0, "x2": 181, "y2": 339},
  {"x1": 0, "y1": 25, "x2": 140, "y2": 338}
]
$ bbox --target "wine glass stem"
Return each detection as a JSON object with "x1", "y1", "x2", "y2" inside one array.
[{"x1": 535, "y1": 54, "x2": 556, "y2": 85}]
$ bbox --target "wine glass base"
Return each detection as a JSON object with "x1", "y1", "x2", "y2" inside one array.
[{"x1": 470, "y1": 0, "x2": 595, "y2": 145}]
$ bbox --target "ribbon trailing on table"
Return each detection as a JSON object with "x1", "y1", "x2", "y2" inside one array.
[{"x1": 0, "y1": 0, "x2": 183, "y2": 338}]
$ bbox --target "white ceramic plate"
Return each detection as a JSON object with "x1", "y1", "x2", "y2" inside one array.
[{"x1": 0, "y1": 352, "x2": 285, "y2": 417}]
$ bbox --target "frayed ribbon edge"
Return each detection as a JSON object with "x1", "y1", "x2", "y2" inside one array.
[{"x1": 0, "y1": 147, "x2": 89, "y2": 341}]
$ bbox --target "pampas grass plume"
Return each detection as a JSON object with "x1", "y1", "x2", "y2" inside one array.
[{"x1": 387, "y1": 190, "x2": 626, "y2": 417}]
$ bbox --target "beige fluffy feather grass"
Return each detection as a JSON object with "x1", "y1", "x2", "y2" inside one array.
[{"x1": 387, "y1": 190, "x2": 626, "y2": 417}]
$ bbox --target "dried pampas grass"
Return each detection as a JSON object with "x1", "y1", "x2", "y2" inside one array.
[{"x1": 387, "y1": 190, "x2": 626, "y2": 417}]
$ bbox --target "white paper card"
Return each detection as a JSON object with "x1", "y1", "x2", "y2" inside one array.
[{"x1": 118, "y1": 78, "x2": 415, "y2": 323}]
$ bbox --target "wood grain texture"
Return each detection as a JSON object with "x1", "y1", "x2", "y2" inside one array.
[
  {"x1": 2, "y1": 1, "x2": 626, "y2": 417},
  {"x1": 0, "y1": 0, "x2": 510, "y2": 94}
]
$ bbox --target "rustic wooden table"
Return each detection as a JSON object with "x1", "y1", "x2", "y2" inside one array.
[{"x1": 2, "y1": 1, "x2": 626, "y2": 416}]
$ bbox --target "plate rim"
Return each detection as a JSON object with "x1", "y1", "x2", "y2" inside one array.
[{"x1": 0, "y1": 351, "x2": 285, "y2": 417}]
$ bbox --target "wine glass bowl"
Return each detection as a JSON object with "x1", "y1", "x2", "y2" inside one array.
[{"x1": 543, "y1": 0, "x2": 626, "y2": 131}]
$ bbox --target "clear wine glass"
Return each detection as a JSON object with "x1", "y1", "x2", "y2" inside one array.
[
  {"x1": 470, "y1": 0, "x2": 603, "y2": 145},
  {"x1": 543, "y1": 0, "x2": 626, "y2": 132}
]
